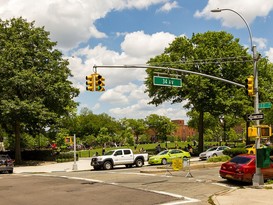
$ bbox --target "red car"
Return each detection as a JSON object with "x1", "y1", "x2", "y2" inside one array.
[{"x1": 219, "y1": 154, "x2": 273, "y2": 183}]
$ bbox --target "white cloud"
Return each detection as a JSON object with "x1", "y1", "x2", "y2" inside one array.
[
  {"x1": 265, "y1": 48, "x2": 273, "y2": 62},
  {"x1": 92, "y1": 103, "x2": 101, "y2": 110},
  {"x1": 253, "y1": 37, "x2": 267, "y2": 50},
  {"x1": 109, "y1": 97, "x2": 189, "y2": 120},
  {"x1": 0, "y1": 0, "x2": 170, "y2": 50},
  {"x1": 99, "y1": 83, "x2": 139, "y2": 104},
  {"x1": 68, "y1": 31, "x2": 176, "y2": 90},
  {"x1": 0, "y1": 0, "x2": 189, "y2": 122},
  {"x1": 157, "y1": 1, "x2": 179, "y2": 13},
  {"x1": 121, "y1": 31, "x2": 176, "y2": 58},
  {"x1": 194, "y1": 0, "x2": 273, "y2": 28}
]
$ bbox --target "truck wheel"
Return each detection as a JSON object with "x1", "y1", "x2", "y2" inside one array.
[
  {"x1": 162, "y1": 158, "x2": 167, "y2": 165},
  {"x1": 135, "y1": 159, "x2": 144, "y2": 167},
  {"x1": 103, "y1": 161, "x2": 113, "y2": 170}
]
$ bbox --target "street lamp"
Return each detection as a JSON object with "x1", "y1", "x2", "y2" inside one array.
[
  {"x1": 219, "y1": 115, "x2": 226, "y2": 143},
  {"x1": 211, "y1": 8, "x2": 262, "y2": 185}
]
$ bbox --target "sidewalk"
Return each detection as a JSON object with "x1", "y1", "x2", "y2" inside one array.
[
  {"x1": 213, "y1": 186, "x2": 273, "y2": 205},
  {"x1": 14, "y1": 158, "x2": 92, "y2": 173},
  {"x1": 13, "y1": 158, "x2": 273, "y2": 205}
]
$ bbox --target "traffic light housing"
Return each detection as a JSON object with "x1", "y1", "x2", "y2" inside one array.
[
  {"x1": 94, "y1": 74, "x2": 105, "y2": 91},
  {"x1": 260, "y1": 126, "x2": 272, "y2": 137},
  {"x1": 86, "y1": 74, "x2": 94, "y2": 91},
  {"x1": 245, "y1": 75, "x2": 254, "y2": 96},
  {"x1": 248, "y1": 126, "x2": 257, "y2": 138}
]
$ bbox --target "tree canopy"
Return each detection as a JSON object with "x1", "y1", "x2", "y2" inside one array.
[
  {"x1": 0, "y1": 17, "x2": 79, "y2": 163},
  {"x1": 145, "y1": 31, "x2": 273, "y2": 152}
]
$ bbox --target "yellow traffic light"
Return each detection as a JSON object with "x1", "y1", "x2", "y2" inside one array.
[
  {"x1": 86, "y1": 74, "x2": 94, "y2": 91},
  {"x1": 245, "y1": 75, "x2": 254, "y2": 96},
  {"x1": 94, "y1": 74, "x2": 105, "y2": 91}
]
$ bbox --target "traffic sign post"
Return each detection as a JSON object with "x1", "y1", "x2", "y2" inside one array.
[
  {"x1": 153, "y1": 76, "x2": 182, "y2": 87},
  {"x1": 247, "y1": 113, "x2": 264, "y2": 121}
]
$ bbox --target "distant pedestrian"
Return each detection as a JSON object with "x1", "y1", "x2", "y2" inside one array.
[
  {"x1": 93, "y1": 152, "x2": 99, "y2": 157},
  {"x1": 156, "y1": 144, "x2": 161, "y2": 154},
  {"x1": 102, "y1": 148, "x2": 105, "y2": 155},
  {"x1": 187, "y1": 144, "x2": 193, "y2": 155}
]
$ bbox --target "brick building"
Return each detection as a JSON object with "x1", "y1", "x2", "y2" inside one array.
[
  {"x1": 147, "y1": 119, "x2": 198, "y2": 142},
  {"x1": 172, "y1": 120, "x2": 198, "y2": 141}
]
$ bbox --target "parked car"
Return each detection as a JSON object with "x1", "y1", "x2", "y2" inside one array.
[
  {"x1": 199, "y1": 146, "x2": 230, "y2": 160},
  {"x1": 245, "y1": 144, "x2": 256, "y2": 154},
  {"x1": 148, "y1": 149, "x2": 191, "y2": 165},
  {"x1": 90, "y1": 149, "x2": 148, "y2": 170},
  {"x1": 0, "y1": 154, "x2": 14, "y2": 174},
  {"x1": 219, "y1": 154, "x2": 273, "y2": 183}
]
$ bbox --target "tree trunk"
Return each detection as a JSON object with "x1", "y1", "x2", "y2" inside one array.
[
  {"x1": 198, "y1": 110, "x2": 204, "y2": 153},
  {"x1": 14, "y1": 121, "x2": 22, "y2": 164}
]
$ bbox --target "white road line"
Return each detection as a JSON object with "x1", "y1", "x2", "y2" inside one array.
[
  {"x1": 33, "y1": 173, "x2": 200, "y2": 204},
  {"x1": 148, "y1": 190, "x2": 200, "y2": 204},
  {"x1": 120, "y1": 172, "x2": 157, "y2": 176}
]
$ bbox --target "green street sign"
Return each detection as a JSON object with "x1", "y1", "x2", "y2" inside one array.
[
  {"x1": 259, "y1": 102, "x2": 272, "y2": 109},
  {"x1": 153, "y1": 76, "x2": 182, "y2": 87}
]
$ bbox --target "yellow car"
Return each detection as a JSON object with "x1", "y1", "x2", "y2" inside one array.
[
  {"x1": 148, "y1": 149, "x2": 191, "y2": 165},
  {"x1": 245, "y1": 144, "x2": 256, "y2": 154}
]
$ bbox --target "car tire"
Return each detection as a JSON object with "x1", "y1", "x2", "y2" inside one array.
[
  {"x1": 250, "y1": 151, "x2": 254, "y2": 154},
  {"x1": 162, "y1": 158, "x2": 167, "y2": 165},
  {"x1": 135, "y1": 159, "x2": 144, "y2": 167},
  {"x1": 8, "y1": 170, "x2": 13, "y2": 174},
  {"x1": 212, "y1": 154, "x2": 217, "y2": 157},
  {"x1": 103, "y1": 161, "x2": 113, "y2": 170}
]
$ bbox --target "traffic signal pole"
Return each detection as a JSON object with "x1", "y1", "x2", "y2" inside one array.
[
  {"x1": 252, "y1": 45, "x2": 264, "y2": 185},
  {"x1": 94, "y1": 64, "x2": 245, "y2": 88},
  {"x1": 211, "y1": 8, "x2": 263, "y2": 186}
]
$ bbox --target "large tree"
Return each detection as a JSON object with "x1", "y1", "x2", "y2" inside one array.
[
  {"x1": 0, "y1": 18, "x2": 79, "y2": 163},
  {"x1": 121, "y1": 118, "x2": 147, "y2": 144},
  {"x1": 145, "y1": 114, "x2": 177, "y2": 143},
  {"x1": 145, "y1": 31, "x2": 255, "y2": 152}
]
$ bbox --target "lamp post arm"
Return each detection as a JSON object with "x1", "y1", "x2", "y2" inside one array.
[{"x1": 211, "y1": 8, "x2": 253, "y2": 54}]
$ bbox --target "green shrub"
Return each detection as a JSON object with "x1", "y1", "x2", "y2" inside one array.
[
  {"x1": 223, "y1": 148, "x2": 247, "y2": 157},
  {"x1": 207, "y1": 155, "x2": 230, "y2": 162},
  {"x1": 55, "y1": 152, "x2": 78, "y2": 162}
]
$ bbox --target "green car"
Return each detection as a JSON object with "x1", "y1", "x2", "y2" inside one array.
[{"x1": 148, "y1": 149, "x2": 191, "y2": 165}]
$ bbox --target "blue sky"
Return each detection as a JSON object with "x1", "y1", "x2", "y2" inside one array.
[{"x1": 1, "y1": 0, "x2": 273, "y2": 123}]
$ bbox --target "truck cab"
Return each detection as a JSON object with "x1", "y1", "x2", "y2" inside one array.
[{"x1": 91, "y1": 149, "x2": 148, "y2": 170}]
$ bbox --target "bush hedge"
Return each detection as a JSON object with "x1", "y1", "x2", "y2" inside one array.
[
  {"x1": 223, "y1": 148, "x2": 248, "y2": 157},
  {"x1": 55, "y1": 152, "x2": 78, "y2": 163},
  {"x1": 207, "y1": 155, "x2": 231, "y2": 162}
]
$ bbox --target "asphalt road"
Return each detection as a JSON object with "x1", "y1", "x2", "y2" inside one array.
[
  {"x1": 1, "y1": 164, "x2": 248, "y2": 205},
  {"x1": 0, "y1": 174, "x2": 177, "y2": 205}
]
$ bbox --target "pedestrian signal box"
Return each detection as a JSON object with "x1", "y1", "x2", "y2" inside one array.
[
  {"x1": 260, "y1": 126, "x2": 272, "y2": 137},
  {"x1": 248, "y1": 125, "x2": 272, "y2": 138},
  {"x1": 64, "y1": 136, "x2": 73, "y2": 145},
  {"x1": 248, "y1": 126, "x2": 257, "y2": 138}
]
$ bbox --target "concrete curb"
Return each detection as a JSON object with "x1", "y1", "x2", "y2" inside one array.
[{"x1": 140, "y1": 162, "x2": 223, "y2": 173}]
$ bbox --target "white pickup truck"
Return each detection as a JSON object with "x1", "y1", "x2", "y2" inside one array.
[{"x1": 90, "y1": 148, "x2": 149, "y2": 170}]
